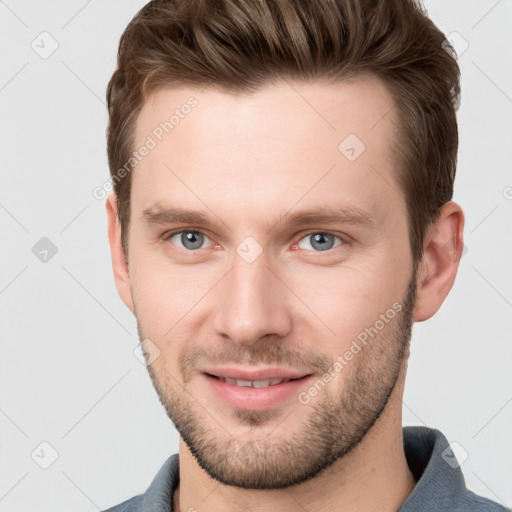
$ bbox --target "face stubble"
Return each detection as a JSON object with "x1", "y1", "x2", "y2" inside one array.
[{"x1": 135, "y1": 268, "x2": 417, "y2": 490}]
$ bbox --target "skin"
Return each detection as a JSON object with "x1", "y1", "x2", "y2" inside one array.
[{"x1": 106, "y1": 77, "x2": 465, "y2": 512}]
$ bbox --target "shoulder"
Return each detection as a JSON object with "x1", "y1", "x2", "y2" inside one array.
[
  {"x1": 456, "y1": 490, "x2": 511, "y2": 512},
  {"x1": 99, "y1": 454, "x2": 179, "y2": 512},
  {"x1": 101, "y1": 494, "x2": 143, "y2": 512}
]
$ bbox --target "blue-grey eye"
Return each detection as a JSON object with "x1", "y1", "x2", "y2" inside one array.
[
  {"x1": 170, "y1": 231, "x2": 207, "y2": 250},
  {"x1": 298, "y1": 233, "x2": 342, "y2": 252}
]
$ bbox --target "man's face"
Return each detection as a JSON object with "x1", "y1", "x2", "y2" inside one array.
[{"x1": 125, "y1": 77, "x2": 416, "y2": 488}]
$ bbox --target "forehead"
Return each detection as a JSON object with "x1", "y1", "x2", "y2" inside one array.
[
  {"x1": 135, "y1": 76, "x2": 396, "y2": 152},
  {"x1": 131, "y1": 77, "x2": 402, "y2": 225}
]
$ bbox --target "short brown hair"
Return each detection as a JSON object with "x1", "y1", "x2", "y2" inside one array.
[{"x1": 106, "y1": 0, "x2": 460, "y2": 263}]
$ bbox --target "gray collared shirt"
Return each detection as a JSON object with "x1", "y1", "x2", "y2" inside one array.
[{"x1": 102, "y1": 426, "x2": 510, "y2": 511}]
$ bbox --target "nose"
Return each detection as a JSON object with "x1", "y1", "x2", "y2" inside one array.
[{"x1": 213, "y1": 254, "x2": 293, "y2": 346}]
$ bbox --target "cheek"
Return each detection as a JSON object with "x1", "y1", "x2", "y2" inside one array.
[
  {"x1": 130, "y1": 258, "x2": 195, "y2": 333},
  {"x1": 286, "y1": 256, "x2": 410, "y2": 346},
  {"x1": 131, "y1": 267, "x2": 199, "y2": 379},
  {"x1": 130, "y1": 248, "x2": 225, "y2": 351}
]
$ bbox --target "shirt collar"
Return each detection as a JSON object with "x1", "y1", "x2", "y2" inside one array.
[{"x1": 399, "y1": 426, "x2": 467, "y2": 510}]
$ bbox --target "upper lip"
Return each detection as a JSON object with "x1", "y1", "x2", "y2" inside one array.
[{"x1": 201, "y1": 367, "x2": 311, "y2": 381}]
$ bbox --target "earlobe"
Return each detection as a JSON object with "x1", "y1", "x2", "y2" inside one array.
[
  {"x1": 413, "y1": 201, "x2": 465, "y2": 322},
  {"x1": 106, "y1": 193, "x2": 135, "y2": 313}
]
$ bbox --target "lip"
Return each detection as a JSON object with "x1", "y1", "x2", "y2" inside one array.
[
  {"x1": 199, "y1": 366, "x2": 310, "y2": 381},
  {"x1": 200, "y1": 369, "x2": 314, "y2": 411}
]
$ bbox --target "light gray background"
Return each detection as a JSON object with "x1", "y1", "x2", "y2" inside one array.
[{"x1": 1, "y1": 1, "x2": 511, "y2": 511}]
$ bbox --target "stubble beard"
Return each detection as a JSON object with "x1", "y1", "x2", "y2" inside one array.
[{"x1": 137, "y1": 272, "x2": 417, "y2": 489}]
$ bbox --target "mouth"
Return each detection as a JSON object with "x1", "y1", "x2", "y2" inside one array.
[
  {"x1": 200, "y1": 368, "x2": 314, "y2": 410},
  {"x1": 208, "y1": 375, "x2": 302, "y2": 388}
]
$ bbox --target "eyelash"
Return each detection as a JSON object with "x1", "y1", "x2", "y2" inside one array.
[
  {"x1": 163, "y1": 229, "x2": 348, "y2": 253},
  {"x1": 165, "y1": 229, "x2": 219, "y2": 251},
  {"x1": 293, "y1": 231, "x2": 346, "y2": 252}
]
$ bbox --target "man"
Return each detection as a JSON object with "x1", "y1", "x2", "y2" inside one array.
[{"x1": 102, "y1": 0, "x2": 508, "y2": 510}]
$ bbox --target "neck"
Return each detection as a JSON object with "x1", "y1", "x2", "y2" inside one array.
[{"x1": 174, "y1": 370, "x2": 416, "y2": 512}]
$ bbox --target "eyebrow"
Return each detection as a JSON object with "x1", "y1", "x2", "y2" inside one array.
[
  {"x1": 142, "y1": 206, "x2": 212, "y2": 227},
  {"x1": 141, "y1": 204, "x2": 375, "y2": 232},
  {"x1": 272, "y1": 205, "x2": 375, "y2": 232}
]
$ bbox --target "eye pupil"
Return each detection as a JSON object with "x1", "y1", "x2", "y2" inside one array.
[
  {"x1": 181, "y1": 231, "x2": 204, "y2": 250},
  {"x1": 310, "y1": 233, "x2": 334, "y2": 251}
]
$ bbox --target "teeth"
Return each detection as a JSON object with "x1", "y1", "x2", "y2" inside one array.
[{"x1": 221, "y1": 377, "x2": 291, "y2": 387}]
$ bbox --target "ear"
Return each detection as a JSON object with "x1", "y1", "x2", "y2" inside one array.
[
  {"x1": 106, "y1": 193, "x2": 134, "y2": 313},
  {"x1": 413, "y1": 201, "x2": 465, "y2": 322}
]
